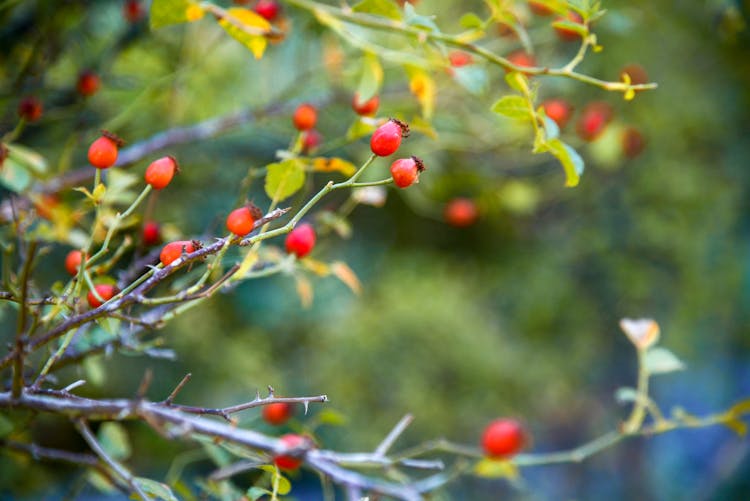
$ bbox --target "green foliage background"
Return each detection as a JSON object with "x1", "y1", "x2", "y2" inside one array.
[{"x1": 1, "y1": 0, "x2": 749, "y2": 499}]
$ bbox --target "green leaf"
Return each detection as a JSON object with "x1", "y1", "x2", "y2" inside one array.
[
  {"x1": 491, "y1": 95, "x2": 532, "y2": 120},
  {"x1": 264, "y1": 159, "x2": 306, "y2": 202},
  {"x1": 352, "y1": 0, "x2": 402, "y2": 21},
  {"x1": 247, "y1": 487, "x2": 272, "y2": 500},
  {"x1": 551, "y1": 19, "x2": 589, "y2": 38},
  {"x1": 273, "y1": 471, "x2": 292, "y2": 495},
  {"x1": 504, "y1": 72, "x2": 529, "y2": 93},
  {"x1": 0, "y1": 414, "x2": 13, "y2": 438},
  {"x1": 88, "y1": 470, "x2": 117, "y2": 494},
  {"x1": 346, "y1": 118, "x2": 377, "y2": 141},
  {"x1": 98, "y1": 422, "x2": 131, "y2": 461},
  {"x1": 317, "y1": 408, "x2": 349, "y2": 426},
  {"x1": 134, "y1": 478, "x2": 179, "y2": 501},
  {"x1": 150, "y1": 0, "x2": 200, "y2": 29},
  {"x1": 453, "y1": 66, "x2": 488, "y2": 95},
  {"x1": 218, "y1": 8, "x2": 271, "y2": 59},
  {"x1": 83, "y1": 356, "x2": 106, "y2": 386},
  {"x1": 403, "y1": 3, "x2": 440, "y2": 32},
  {"x1": 356, "y1": 52, "x2": 383, "y2": 102},
  {"x1": 540, "y1": 114, "x2": 560, "y2": 140},
  {"x1": 6, "y1": 144, "x2": 48, "y2": 176},
  {"x1": 644, "y1": 347, "x2": 686, "y2": 375},
  {"x1": 459, "y1": 12, "x2": 485, "y2": 29},
  {"x1": 0, "y1": 154, "x2": 32, "y2": 192},
  {"x1": 614, "y1": 386, "x2": 638, "y2": 404},
  {"x1": 545, "y1": 139, "x2": 584, "y2": 187}
]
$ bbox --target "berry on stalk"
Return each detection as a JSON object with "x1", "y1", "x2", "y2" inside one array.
[
  {"x1": 88, "y1": 132, "x2": 123, "y2": 169},
  {"x1": 144, "y1": 156, "x2": 179, "y2": 190},
  {"x1": 160, "y1": 240, "x2": 198, "y2": 266},
  {"x1": 390, "y1": 156, "x2": 425, "y2": 188},
  {"x1": 87, "y1": 284, "x2": 119, "y2": 308},
  {"x1": 254, "y1": 0, "x2": 281, "y2": 21},
  {"x1": 352, "y1": 93, "x2": 380, "y2": 116},
  {"x1": 285, "y1": 224, "x2": 316, "y2": 258},
  {"x1": 226, "y1": 204, "x2": 262, "y2": 237},
  {"x1": 65, "y1": 250, "x2": 83, "y2": 276},
  {"x1": 293, "y1": 103, "x2": 317, "y2": 131},
  {"x1": 481, "y1": 418, "x2": 527, "y2": 458}
]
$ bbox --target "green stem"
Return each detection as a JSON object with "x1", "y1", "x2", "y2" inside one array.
[{"x1": 623, "y1": 348, "x2": 649, "y2": 433}]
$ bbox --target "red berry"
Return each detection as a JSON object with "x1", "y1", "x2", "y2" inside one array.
[
  {"x1": 293, "y1": 104, "x2": 317, "y2": 131},
  {"x1": 273, "y1": 434, "x2": 307, "y2": 470},
  {"x1": 285, "y1": 223, "x2": 316, "y2": 258},
  {"x1": 142, "y1": 221, "x2": 161, "y2": 246},
  {"x1": 481, "y1": 418, "x2": 527, "y2": 458},
  {"x1": 542, "y1": 99, "x2": 572, "y2": 129},
  {"x1": 576, "y1": 102, "x2": 613, "y2": 141},
  {"x1": 263, "y1": 402, "x2": 293, "y2": 425},
  {"x1": 448, "y1": 51, "x2": 474, "y2": 68},
  {"x1": 226, "y1": 204, "x2": 262, "y2": 237},
  {"x1": 505, "y1": 50, "x2": 537, "y2": 74},
  {"x1": 619, "y1": 63, "x2": 649, "y2": 86},
  {"x1": 352, "y1": 93, "x2": 380, "y2": 116},
  {"x1": 144, "y1": 156, "x2": 178, "y2": 190},
  {"x1": 65, "y1": 250, "x2": 83, "y2": 276},
  {"x1": 444, "y1": 198, "x2": 478, "y2": 228},
  {"x1": 123, "y1": 0, "x2": 144, "y2": 22},
  {"x1": 390, "y1": 156, "x2": 425, "y2": 188},
  {"x1": 301, "y1": 129, "x2": 323, "y2": 154},
  {"x1": 528, "y1": 1, "x2": 553, "y2": 16},
  {"x1": 554, "y1": 11, "x2": 584, "y2": 41},
  {"x1": 76, "y1": 71, "x2": 100, "y2": 97},
  {"x1": 87, "y1": 284, "x2": 119, "y2": 308},
  {"x1": 370, "y1": 119, "x2": 409, "y2": 157},
  {"x1": 18, "y1": 96, "x2": 43, "y2": 122},
  {"x1": 622, "y1": 127, "x2": 646, "y2": 158},
  {"x1": 254, "y1": 0, "x2": 281, "y2": 21},
  {"x1": 160, "y1": 240, "x2": 198, "y2": 266},
  {"x1": 88, "y1": 132, "x2": 122, "y2": 169}
]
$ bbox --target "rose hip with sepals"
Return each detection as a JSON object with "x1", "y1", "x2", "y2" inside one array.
[
  {"x1": 88, "y1": 131, "x2": 123, "y2": 169},
  {"x1": 285, "y1": 223, "x2": 316, "y2": 258},
  {"x1": 87, "y1": 284, "x2": 119, "y2": 308},
  {"x1": 263, "y1": 402, "x2": 293, "y2": 425},
  {"x1": 144, "y1": 156, "x2": 179, "y2": 190},
  {"x1": 226, "y1": 203, "x2": 263, "y2": 237},
  {"x1": 160, "y1": 240, "x2": 199, "y2": 266},
  {"x1": 481, "y1": 418, "x2": 527, "y2": 458},
  {"x1": 370, "y1": 118, "x2": 409, "y2": 157},
  {"x1": 390, "y1": 156, "x2": 425, "y2": 188}
]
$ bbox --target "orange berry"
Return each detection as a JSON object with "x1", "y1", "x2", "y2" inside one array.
[{"x1": 293, "y1": 103, "x2": 317, "y2": 131}]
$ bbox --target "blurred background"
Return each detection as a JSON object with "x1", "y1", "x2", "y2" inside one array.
[{"x1": 1, "y1": 0, "x2": 749, "y2": 499}]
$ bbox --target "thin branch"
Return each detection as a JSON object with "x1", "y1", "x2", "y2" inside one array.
[
  {"x1": 74, "y1": 419, "x2": 151, "y2": 501},
  {"x1": 164, "y1": 373, "x2": 192, "y2": 405},
  {"x1": 374, "y1": 414, "x2": 414, "y2": 457}
]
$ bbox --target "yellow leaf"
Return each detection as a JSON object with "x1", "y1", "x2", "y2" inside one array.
[
  {"x1": 406, "y1": 67, "x2": 436, "y2": 119},
  {"x1": 331, "y1": 261, "x2": 362, "y2": 295},
  {"x1": 295, "y1": 275, "x2": 313, "y2": 308},
  {"x1": 624, "y1": 88, "x2": 636, "y2": 101},
  {"x1": 303, "y1": 258, "x2": 331, "y2": 277},
  {"x1": 218, "y1": 8, "x2": 271, "y2": 59},
  {"x1": 186, "y1": 4, "x2": 204, "y2": 21},
  {"x1": 310, "y1": 157, "x2": 357, "y2": 177},
  {"x1": 473, "y1": 458, "x2": 519, "y2": 479}
]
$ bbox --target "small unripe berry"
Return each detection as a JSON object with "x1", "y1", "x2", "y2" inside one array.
[
  {"x1": 481, "y1": 418, "x2": 527, "y2": 458},
  {"x1": 142, "y1": 221, "x2": 161, "y2": 246},
  {"x1": 370, "y1": 118, "x2": 409, "y2": 157},
  {"x1": 226, "y1": 204, "x2": 262, "y2": 237},
  {"x1": 448, "y1": 51, "x2": 474, "y2": 68},
  {"x1": 554, "y1": 11, "x2": 584, "y2": 41},
  {"x1": 18, "y1": 96, "x2": 43, "y2": 122},
  {"x1": 542, "y1": 99, "x2": 572, "y2": 129},
  {"x1": 390, "y1": 156, "x2": 425, "y2": 188},
  {"x1": 301, "y1": 129, "x2": 322, "y2": 154},
  {"x1": 76, "y1": 71, "x2": 100, "y2": 97},
  {"x1": 65, "y1": 250, "x2": 83, "y2": 276},
  {"x1": 273, "y1": 434, "x2": 307, "y2": 470},
  {"x1": 293, "y1": 103, "x2": 317, "y2": 131},
  {"x1": 123, "y1": 0, "x2": 144, "y2": 22},
  {"x1": 263, "y1": 402, "x2": 293, "y2": 425},
  {"x1": 144, "y1": 156, "x2": 178, "y2": 190},
  {"x1": 88, "y1": 132, "x2": 123, "y2": 169},
  {"x1": 444, "y1": 198, "x2": 478, "y2": 228},
  {"x1": 160, "y1": 240, "x2": 198, "y2": 266},
  {"x1": 528, "y1": 1, "x2": 553, "y2": 16},
  {"x1": 87, "y1": 284, "x2": 119, "y2": 308},
  {"x1": 254, "y1": 0, "x2": 281, "y2": 21},
  {"x1": 285, "y1": 223, "x2": 316, "y2": 258},
  {"x1": 576, "y1": 102, "x2": 613, "y2": 141},
  {"x1": 505, "y1": 50, "x2": 537, "y2": 74},
  {"x1": 352, "y1": 93, "x2": 380, "y2": 116},
  {"x1": 622, "y1": 127, "x2": 646, "y2": 158}
]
